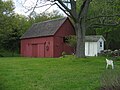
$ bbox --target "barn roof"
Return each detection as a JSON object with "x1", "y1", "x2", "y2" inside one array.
[
  {"x1": 20, "y1": 17, "x2": 67, "y2": 39},
  {"x1": 85, "y1": 35, "x2": 106, "y2": 42}
]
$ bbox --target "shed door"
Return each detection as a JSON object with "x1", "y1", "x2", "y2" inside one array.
[
  {"x1": 32, "y1": 44, "x2": 38, "y2": 57},
  {"x1": 88, "y1": 42, "x2": 93, "y2": 56},
  {"x1": 88, "y1": 42, "x2": 97, "y2": 56}
]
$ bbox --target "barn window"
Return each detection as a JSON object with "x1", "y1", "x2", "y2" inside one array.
[
  {"x1": 63, "y1": 37, "x2": 68, "y2": 43},
  {"x1": 100, "y1": 42, "x2": 102, "y2": 47}
]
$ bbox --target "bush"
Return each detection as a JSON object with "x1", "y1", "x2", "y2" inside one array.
[
  {"x1": 99, "y1": 49, "x2": 120, "y2": 57},
  {"x1": 98, "y1": 49, "x2": 120, "y2": 61},
  {"x1": 0, "y1": 49, "x2": 20, "y2": 57},
  {"x1": 62, "y1": 51, "x2": 67, "y2": 58},
  {"x1": 116, "y1": 57, "x2": 120, "y2": 61},
  {"x1": 100, "y1": 70, "x2": 120, "y2": 90}
]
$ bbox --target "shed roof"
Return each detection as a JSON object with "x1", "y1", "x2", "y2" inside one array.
[
  {"x1": 85, "y1": 35, "x2": 106, "y2": 42},
  {"x1": 20, "y1": 17, "x2": 67, "y2": 39}
]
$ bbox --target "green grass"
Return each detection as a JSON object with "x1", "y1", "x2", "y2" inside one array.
[{"x1": 0, "y1": 56, "x2": 120, "y2": 90}]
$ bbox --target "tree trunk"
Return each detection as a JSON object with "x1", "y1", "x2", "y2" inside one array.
[
  {"x1": 74, "y1": 0, "x2": 91, "y2": 58},
  {"x1": 75, "y1": 22, "x2": 86, "y2": 58},
  {"x1": 105, "y1": 32, "x2": 111, "y2": 50}
]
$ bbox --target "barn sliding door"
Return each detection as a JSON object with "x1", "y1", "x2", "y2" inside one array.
[
  {"x1": 32, "y1": 43, "x2": 45, "y2": 57},
  {"x1": 32, "y1": 44, "x2": 38, "y2": 57}
]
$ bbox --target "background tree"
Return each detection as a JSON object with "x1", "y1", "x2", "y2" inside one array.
[
  {"x1": 0, "y1": 0, "x2": 15, "y2": 51},
  {"x1": 86, "y1": 0, "x2": 120, "y2": 50}
]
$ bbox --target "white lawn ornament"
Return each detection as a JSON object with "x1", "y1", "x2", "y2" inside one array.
[{"x1": 106, "y1": 58, "x2": 114, "y2": 69}]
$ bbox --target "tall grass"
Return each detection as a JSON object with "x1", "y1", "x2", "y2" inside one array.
[{"x1": 100, "y1": 70, "x2": 120, "y2": 90}]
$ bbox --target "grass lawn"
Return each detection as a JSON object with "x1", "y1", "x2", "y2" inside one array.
[{"x1": 0, "y1": 56, "x2": 120, "y2": 90}]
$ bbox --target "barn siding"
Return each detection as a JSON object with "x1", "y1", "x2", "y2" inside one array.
[
  {"x1": 53, "y1": 19, "x2": 75, "y2": 57},
  {"x1": 53, "y1": 37, "x2": 63, "y2": 57},
  {"x1": 54, "y1": 19, "x2": 75, "y2": 37},
  {"x1": 21, "y1": 36, "x2": 54, "y2": 57}
]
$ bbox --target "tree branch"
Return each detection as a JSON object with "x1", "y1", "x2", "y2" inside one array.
[
  {"x1": 78, "y1": 0, "x2": 91, "y2": 21},
  {"x1": 42, "y1": 3, "x2": 55, "y2": 13},
  {"x1": 56, "y1": 0, "x2": 75, "y2": 21},
  {"x1": 35, "y1": 3, "x2": 55, "y2": 8},
  {"x1": 23, "y1": 3, "x2": 54, "y2": 13},
  {"x1": 28, "y1": 0, "x2": 39, "y2": 14},
  {"x1": 88, "y1": 22, "x2": 120, "y2": 29},
  {"x1": 87, "y1": 14, "x2": 120, "y2": 21},
  {"x1": 55, "y1": 2, "x2": 72, "y2": 18},
  {"x1": 57, "y1": 0, "x2": 71, "y2": 13},
  {"x1": 70, "y1": 0, "x2": 77, "y2": 22},
  {"x1": 94, "y1": 23, "x2": 120, "y2": 26}
]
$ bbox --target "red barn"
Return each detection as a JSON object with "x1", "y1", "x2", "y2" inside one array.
[{"x1": 20, "y1": 17, "x2": 75, "y2": 57}]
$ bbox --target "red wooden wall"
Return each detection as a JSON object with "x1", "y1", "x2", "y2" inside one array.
[
  {"x1": 53, "y1": 19, "x2": 75, "y2": 57},
  {"x1": 21, "y1": 36, "x2": 54, "y2": 57}
]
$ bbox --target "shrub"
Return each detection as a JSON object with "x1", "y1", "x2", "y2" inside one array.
[
  {"x1": 99, "y1": 49, "x2": 120, "y2": 61},
  {"x1": 65, "y1": 35, "x2": 76, "y2": 48},
  {"x1": 62, "y1": 51, "x2": 67, "y2": 58},
  {"x1": 0, "y1": 49, "x2": 20, "y2": 57},
  {"x1": 100, "y1": 49, "x2": 120, "y2": 57},
  {"x1": 100, "y1": 70, "x2": 120, "y2": 90}
]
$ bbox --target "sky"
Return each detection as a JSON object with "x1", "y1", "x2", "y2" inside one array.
[{"x1": 12, "y1": 0, "x2": 64, "y2": 16}]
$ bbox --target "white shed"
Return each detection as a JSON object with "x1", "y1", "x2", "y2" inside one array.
[{"x1": 85, "y1": 35, "x2": 105, "y2": 56}]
